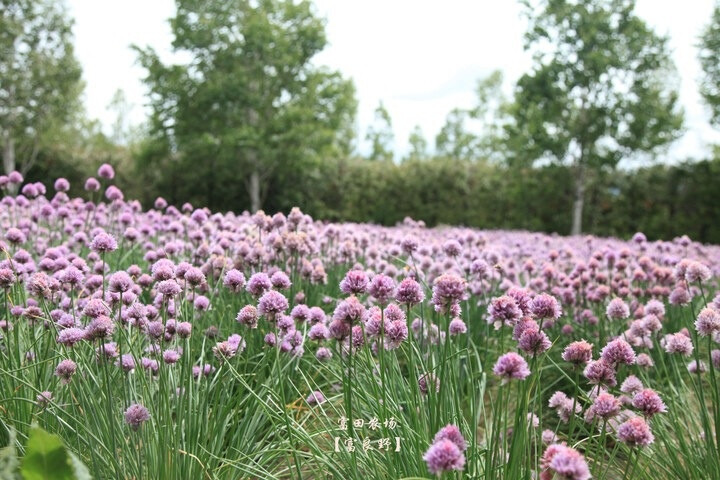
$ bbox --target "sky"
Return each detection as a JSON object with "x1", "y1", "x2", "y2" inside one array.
[{"x1": 66, "y1": 0, "x2": 720, "y2": 160}]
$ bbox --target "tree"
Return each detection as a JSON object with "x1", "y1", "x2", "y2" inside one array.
[
  {"x1": 508, "y1": 0, "x2": 683, "y2": 235},
  {"x1": 435, "y1": 108, "x2": 479, "y2": 160},
  {"x1": 0, "y1": 0, "x2": 83, "y2": 178},
  {"x1": 405, "y1": 125, "x2": 428, "y2": 162},
  {"x1": 135, "y1": 0, "x2": 357, "y2": 212},
  {"x1": 365, "y1": 101, "x2": 394, "y2": 162},
  {"x1": 435, "y1": 71, "x2": 508, "y2": 162},
  {"x1": 699, "y1": 1, "x2": 720, "y2": 127}
]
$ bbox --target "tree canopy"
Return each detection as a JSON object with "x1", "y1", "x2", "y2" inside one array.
[
  {"x1": 134, "y1": 0, "x2": 357, "y2": 212},
  {"x1": 0, "y1": 0, "x2": 83, "y2": 178},
  {"x1": 508, "y1": 0, "x2": 683, "y2": 234},
  {"x1": 699, "y1": 1, "x2": 720, "y2": 128}
]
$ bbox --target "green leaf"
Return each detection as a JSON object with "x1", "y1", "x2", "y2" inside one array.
[
  {"x1": 67, "y1": 452, "x2": 91, "y2": 480},
  {"x1": 20, "y1": 426, "x2": 90, "y2": 480},
  {"x1": 0, "y1": 428, "x2": 20, "y2": 480}
]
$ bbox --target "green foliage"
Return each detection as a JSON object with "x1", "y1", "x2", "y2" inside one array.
[
  {"x1": 435, "y1": 108, "x2": 480, "y2": 161},
  {"x1": 699, "y1": 1, "x2": 720, "y2": 127},
  {"x1": 0, "y1": 0, "x2": 83, "y2": 175},
  {"x1": 509, "y1": 0, "x2": 683, "y2": 233},
  {"x1": 0, "y1": 429, "x2": 20, "y2": 480},
  {"x1": 0, "y1": 426, "x2": 90, "y2": 480},
  {"x1": 134, "y1": 0, "x2": 357, "y2": 212},
  {"x1": 260, "y1": 154, "x2": 720, "y2": 244},
  {"x1": 404, "y1": 125, "x2": 429, "y2": 162},
  {"x1": 365, "y1": 102, "x2": 394, "y2": 162}
]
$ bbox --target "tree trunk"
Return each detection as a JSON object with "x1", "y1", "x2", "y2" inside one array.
[
  {"x1": 249, "y1": 168, "x2": 261, "y2": 213},
  {"x1": 571, "y1": 163, "x2": 585, "y2": 236},
  {"x1": 2, "y1": 130, "x2": 16, "y2": 175}
]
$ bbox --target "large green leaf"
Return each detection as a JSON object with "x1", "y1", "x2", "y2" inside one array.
[
  {"x1": 19, "y1": 426, "x2": 90, "y2": 480},
  {"x1": 0, "y1": 428, "x2": 20, "y2": 480}
]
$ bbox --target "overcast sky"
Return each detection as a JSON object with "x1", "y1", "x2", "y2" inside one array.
[{"x1": 66, "y1": 0, "x2": 720, "y2": 160}]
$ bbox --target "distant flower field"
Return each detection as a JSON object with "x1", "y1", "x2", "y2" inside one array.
[{"x1": 1, "y1": 166, "x2": 719, "y2": 479}]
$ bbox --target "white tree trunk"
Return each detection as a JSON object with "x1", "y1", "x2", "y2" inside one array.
[
  {"x1": 2, "y1": 130, "x2": 16, "y2": 175},
  {"x1": 571, "y1": 164, "x2": 585, "y2": 236},
  {"x1": 249, "y1": 169, "x2": 261, "y2": 213}
]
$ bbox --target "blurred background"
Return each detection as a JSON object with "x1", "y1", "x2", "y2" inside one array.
[{"x1": 2, "y1": 0, "x2": 720, "y2": 242}]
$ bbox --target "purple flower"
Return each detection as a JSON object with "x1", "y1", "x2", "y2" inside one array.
[
  {"x1": 246, "y1": 272, "x2": 272, "y2": 297},
  {"x1": 98, "y1": 163, "x2": 115, "y2": 179},
  {"x1": 632, "y1": 389, "x2": 666, "y2": 417},
  {"x1": 84, "y1": 177, "x2": 100, "y2": 191},
  {"x1": 600, "y1": 338, "x2": 636, "y2": 366},
  {"x1": 306, "y1": 391, "x2": 326, "y2": 406},
  {"x1": 669, "y1": 286, "x2": 691, "y2": 305},
  {"x1": 431, "y1": 273, "x2": 466, "y2": 313},
  {"x1": 54, "y1": 178, "x2": 70, "y2": 192},
  {"x1": 645, "y1": 299, "x2": 665, "y2": 317},
  {"x1": 55, "y1": 359, "x2": 77, "y2": 384},
  {"x1": 541, "y1": 444, "x2": 591, "y2": 480},
  {"x1": 8, "y1": 171, "x2": 23, "y2": 183},
  {"x1": 685, "y1": 261, "x2": 711, "y2": 283},
  {"x1": 589, "y1": 392, "x2": 621, "y2": 420},
  {"x1": 443, "y1": 239, "x2": 461, "y2": 257},
  {"x1": 57, "y1": 328, "x2": 86, "y2": 347},
  {"x1": 117, "y1": 354, "x2": 136, "y2": 372},
  {"x1": 663, "y1": 332, "x2": 694, "y2": 356},
  {"x1": 518, "y1": 326, "x2": 551, "y2": 356},
  {"x1": 384, "y1": 320, "x2": 408, "y2": 349},
  {"x1": 85, "y1": 315, "x2": 115, "y2": 340},
  {"x1": 383, "y1": 303, "x2": 406, "y2": 322},
  {"x1": 636, "y1": 353, "x2": 654, "y2": 368},
  {"x1": 695, "y1": 307, "x2": 720, "y2": 337},
  {"x1": 333, "y1": 296, "x2": 365, "y2": 324},
  {"x1": 163, "y1": 349, "x2": 181, "y2": 364},
  {"x1": 548, "y1": 391, "x2": 581, "y2": 423},
  {"x1": 316, "y1": 347, "x2": 333, "y2": 361},
  {"x1": 37, "y1": 391, "x2": 53, "y2": 407},
  {"x1": 432, "y1": 424, "x2": 467, "y2": 451},
  {"x1": 236, "y1": 305, "x2": 259, "y2": 328},
  {"x1": 339, "y1": 269, "x2": 369, "y2": 295},
  {"x1": 308, "y1": 323, "x2": 329, "y2": 341},
  {"x1": 493, "y1": 352, "x2": 530, "y2": 381},
  {"x1": 368, "y1": 274, "x2": 396, "y2": 304},
  {"x1": 620, "y1": 375, "x2": 644, "y2": 395},
  {"x1": 617, "y1": 417, "x2": 654, "y2": 447},
  {"x1": 290, "y1": 304, "x2": 310, "y2": 323},
  {"x1": 423, "y1": 439, "x2": 465, "y2": 475},
  {"x1": 0, "y1": 268, "x2": 16, "y2": 289},
  {"x1": 687, "y1": 360, "x2": 708, "y2": 374},
  {"x1": 530, "y1": 293, "x2": 562, "y2": 320},
  {"x1": 157, "y1": 279, "x2": 181, "y2": 298},
  {"x1": 449, "y1": 318, "x2": 467, "y2": 335},
  {"x1": 5, "y1": 228, "x2": 26, "y2": 244},
  {"x1": 606, "y1": 298, "x2": 630, "y2": 320},
  {"x1": 562, "y1": 340, "x2": 593, "y2": 365},
  {"x1": 176, "y1": 321, "x2": 192, "y2": 338},
  {"x1": 124, "y1": 403, "x2": 150, "y2": 431},
  {"x1": 223, "y1": 269, "x2": 246, "y2": 292},
  {"x1": 583, "y1": 359, "x2": 617, "y2": 387},
  {"x1": 270, "y1": 271, "x2": 291, "y2": 290},
  {"x1": 184, "y1": 267, "x2": 206, "y2": 287},
  {"x1": 418, "y1": 372, "x2": 440, "y2": 395},
  {"x1": 194, "y1": 295, "x2": 210, "y2": 311},
  {"x1": 395, "y1": 277, "x2": 425, "y2": 305},
  {"x1": 90, "y1": 232, "x2": 118, "y2": 253},
  {"x1": 258, "y1": 290, "x2": 289, "y2": 319},
  {"x1": 488, "y1": 295, "x2": 522, "y2": 328}
]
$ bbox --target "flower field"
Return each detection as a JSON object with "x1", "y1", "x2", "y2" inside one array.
[{"x1": 1, "y1": 166, "x2": 720, "y2": 479}]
